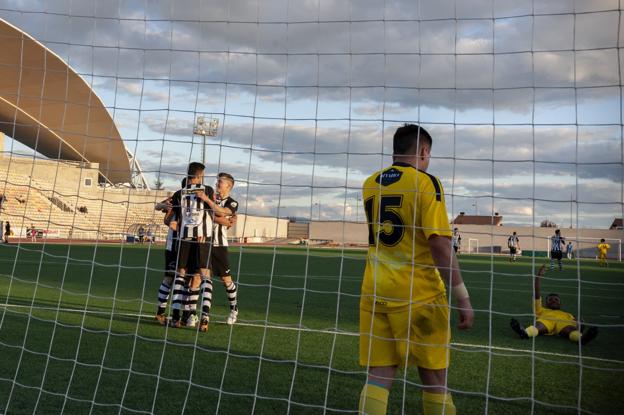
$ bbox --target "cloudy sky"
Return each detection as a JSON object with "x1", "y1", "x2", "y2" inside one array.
[{"x1": 1, "y1": 0, "x2": 622, "y2": 228}]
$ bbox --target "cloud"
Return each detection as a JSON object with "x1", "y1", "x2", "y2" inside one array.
[{"x1": 0, "y1": 0, "x2": 620, "y2": 227}]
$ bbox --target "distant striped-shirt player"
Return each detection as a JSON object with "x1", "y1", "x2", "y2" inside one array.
[
  {"x1": 507, "y1": 231, "x2": 520, "y2": 262},
  {"x1": 550, "y1": 229, "x2": 565, "y2": 271},
  {"x1": 199, "y1": 172, "x2": 239, "y2": 331}
]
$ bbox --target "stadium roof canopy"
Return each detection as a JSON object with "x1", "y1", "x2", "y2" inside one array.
[{"x1": 0, "y1": 18, "x2": 139, "y2": 185}]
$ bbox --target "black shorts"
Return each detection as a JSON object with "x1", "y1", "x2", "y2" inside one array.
[
  {"x1": 165, "y1": 248, "x2": 200, "y2": 277},
  {"x1": 177, "y1": 240, "x2": 210, "y2": 270},
  {"x1": 210, "y1": 246, "x2": 231, "y2": 277},
  {"x1": 509, "y1": 247, "x2": 517, "y2": 255},
  {"x1": 453, "y1": 245, "x2": 458, "y2": 253},
  {"x1": 551, "y1": 251, "x2": 563, "y2": 260}
]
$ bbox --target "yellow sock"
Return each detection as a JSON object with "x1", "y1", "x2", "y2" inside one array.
[
  {"x1": 525, "y1": 326, "x2": 539, "y2": 337},
  {"x1": 569, "y1": 330, "x2": 581, "y2": 343},
  {"x1": 422, "y1": 391, "x2": 456, "y2": 415},
  {"x1": 359, "y1": 383, "x2": 389, "y2": 415}
]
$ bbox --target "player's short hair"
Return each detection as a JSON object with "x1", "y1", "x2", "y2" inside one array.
[
  {"x1": 393, "y1": 123, "x2": 432, "y2": 155},
  {"x1": 546, "y1": 293, "x2": 560, "y2": 300},
  {"x1": 513, "y1": 231, "x2": 517, "y2": 235},
  {"x1": 218, "y1": 172, "x2": 235, "y2": 185},
  {"x1": 555, "y1": 229, "x2": 560, "y2": 234},
  {"x1": 181, "y1": 178, "x2": 187, "y2": 187},
  {"x1": 600, "y1": 238, "x2": 605, "y2": 242},
  {"x1": 187, "y1": 162, "x2": 205, "y2": 178}
]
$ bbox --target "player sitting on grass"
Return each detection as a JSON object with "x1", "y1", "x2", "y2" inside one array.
[{"x1": 510, "y1": 265, "x2": 598, "y2": 345}]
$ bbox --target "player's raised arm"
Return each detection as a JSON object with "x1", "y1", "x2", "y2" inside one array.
[
  {"x1": 534, "y1": 265, "x2": 545, "y2": 300},
  {"x1": 429, "y1": 235, "x2": 474, "y2": 330}
]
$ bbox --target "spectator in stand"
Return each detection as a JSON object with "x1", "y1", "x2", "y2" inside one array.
[
  {"x1": 4, "y1": 221, "x2": 10, "y2": 243},
  {"x1": 0, "y1": 193, "x2": 6, "y2": 210},
  {"x1": 138, "y1": 226, "x2": 145, "y2": 243},
  {"x1": 30, "y1": 224, "x2": 37, "y2": 242}
]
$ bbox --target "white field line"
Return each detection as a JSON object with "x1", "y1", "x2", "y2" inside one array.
[{"x1": 1, "y1": 303, "x2": 622, "y2": 366}]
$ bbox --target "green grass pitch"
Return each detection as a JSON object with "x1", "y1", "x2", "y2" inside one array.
[{"x1": 0, "y1": 243, "x2": 622, "y2": 414}]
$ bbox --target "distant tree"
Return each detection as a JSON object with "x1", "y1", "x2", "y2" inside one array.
[
  {"x1": 154, "y1": 178, "x2": 165, "y2": 190},
  {"x1": 540, "y1": 219, "x2": 557, "y2": 228}
]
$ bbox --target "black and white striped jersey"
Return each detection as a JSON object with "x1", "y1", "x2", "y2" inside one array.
[
  {"x1": 508, "y1": 235, "x2": 519, "y2": 248},
  {"x1": 452, "y1": 233, "x2": 461, "y2": 248},
  {"x1": 551, "y1": 234, "x2": 565, "y2": 252},
  {"x1": 171, "y1": 184, "x2": 215, "y2": 240},
  {"x1": 212, "y1": 195, "x2": 238, "y2": 247},
  {"x1": 165, "y1": 226, "x2": 176, "y2": 251}
]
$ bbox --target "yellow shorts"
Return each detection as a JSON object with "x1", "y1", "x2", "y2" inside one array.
[
  {"x1": 359, "y1": 294, "x2": 450, "y2": 370},
  {"x1": 537, "y1": 318, "x2": 577, "y2": 335}
]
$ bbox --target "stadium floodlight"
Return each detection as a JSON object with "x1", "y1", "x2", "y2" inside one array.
[{"x1": 193, "y1": 115, "x2": 219, "y2": 165}]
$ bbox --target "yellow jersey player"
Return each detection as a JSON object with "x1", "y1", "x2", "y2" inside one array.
[
  {"x1": 359, "y1": 124, "x2": 474, "y2": 415},
  {"x1": 597, "y1": 239, "x2": 611, "y2": 267},
  {"x1": 510, "y1": 265, "x2": 598, "y2": 345}
]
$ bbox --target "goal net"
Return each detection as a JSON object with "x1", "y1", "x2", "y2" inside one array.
[{"x1": 0, "y1": 1, "x2": 623, "y2": 414}]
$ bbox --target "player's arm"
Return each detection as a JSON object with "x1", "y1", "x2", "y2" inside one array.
[
  {"x1": 420, "y1": 175, "x2": 473, "y2": 330},
  {"x1": 164, "y1": 209, "x2": 177, "y2": 231},
  {"x1": 155, "y1": 197, "x2": 172, "y2": 212},
  {"x1": 429, "y1": 236, "x2": 474, "y2": 329},
  {"x1": 533, "y1": 265, "x2": 545, "y2": 314},
  {"x1": 196, "y1": 187, "x2": 232, "y2": 216}
]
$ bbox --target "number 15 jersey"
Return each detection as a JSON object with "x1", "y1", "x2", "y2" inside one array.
[{"x1": 361, "y1": 162, "x2": 452, "y2": 310}]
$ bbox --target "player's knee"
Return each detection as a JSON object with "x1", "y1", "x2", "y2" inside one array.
[
  {"x1": 190, "y1": 275, "x2": 201, "y2": 289},
  {"x1": 221, "y1": 276, "x2": 232, "y2": 286}
]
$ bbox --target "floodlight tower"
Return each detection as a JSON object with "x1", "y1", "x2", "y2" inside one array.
[{"x1": 193, "y1": 115, "x2": 220, "y2": 165}]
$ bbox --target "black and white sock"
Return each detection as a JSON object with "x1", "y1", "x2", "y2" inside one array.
[
  {"x1": 157, "y1": 282, "x2": 171, "y2": 315},
  {"x1": 201, "y1": 278, "x2": 213, "y2": 318},
  {"x1": 187, "y1": 287, "x2": 200, "y2": 316},
  {"x1": 171, "y1": 276, "x2": 186, "y2": 320},
  {"x1": 226, "y1": 282, "x2": 238, "y2": 311}
]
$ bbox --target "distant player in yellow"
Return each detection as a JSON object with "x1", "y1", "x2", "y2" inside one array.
[
  {"x1": 359, "y1": 124, "x2": 474, "y2": 415},
  {"x1": 597, "y1": 239, "x2": 611, "y2": 267},
  {"x1": 510, "y1": 265, "x2": 598, "y2": 345}
]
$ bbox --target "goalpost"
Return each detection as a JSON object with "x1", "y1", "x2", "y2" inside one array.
[{"x1": 0, "y1": 2, "x2": 622, "y2": 415}]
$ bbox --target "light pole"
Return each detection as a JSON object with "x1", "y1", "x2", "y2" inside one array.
[
  {"x1": 314, "y1": 202, "x2": 321, "y2": 221},
  {"x1": 193, "y1": 115, "x2": 219, "y2": 165},
  {"x1": 472, "y1": 200, "x2": 479, "y2": 216}
]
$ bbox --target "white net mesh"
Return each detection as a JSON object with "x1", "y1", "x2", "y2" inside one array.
[{"x1": 0, "y1": 1, "x2": 622, "y2": 414}]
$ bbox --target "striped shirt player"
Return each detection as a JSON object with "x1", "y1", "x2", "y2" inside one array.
[
  {"x1": 508, "y1": 232, "x2": 520, "y2": 262},
  {"x1": 152, "y1": 191, "x2": 178, "y2": 324},
  {"x1": 550, "y1": 229, "x2": 565, "y2": 271},
  {"x1": 168, "y1": 162, "x2": 215, "y2": 328},
  {"x1": 200, "y1": 172, "x2": 240, "y2": 329}
]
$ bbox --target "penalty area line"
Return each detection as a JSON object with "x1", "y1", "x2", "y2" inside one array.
[{"x1": 1, "y1": 303, "x2": 622, "y2": 365}]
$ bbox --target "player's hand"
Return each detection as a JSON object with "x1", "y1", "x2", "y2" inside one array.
[
  {"x1": 456, "y1": 297, "x2": 474, "y2": 330},
  {"x1": 229, "y1": 214, "x2": 238, "y2": 227}
]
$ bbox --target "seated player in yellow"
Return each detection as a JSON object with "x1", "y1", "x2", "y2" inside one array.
[
  {"x1": 510, "y1": 265, "x2": 598, "y2": 345},
  {"x1": 597, "y1": 239, "x2": 610, "y2": 267},
  {"x1": 359, "y1": 124, "x2": 474, "y2": 415}
]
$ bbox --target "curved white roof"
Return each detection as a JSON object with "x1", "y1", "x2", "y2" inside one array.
[{"x1": 0, "y1": 18, "x2": 132, "y2": 184}]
